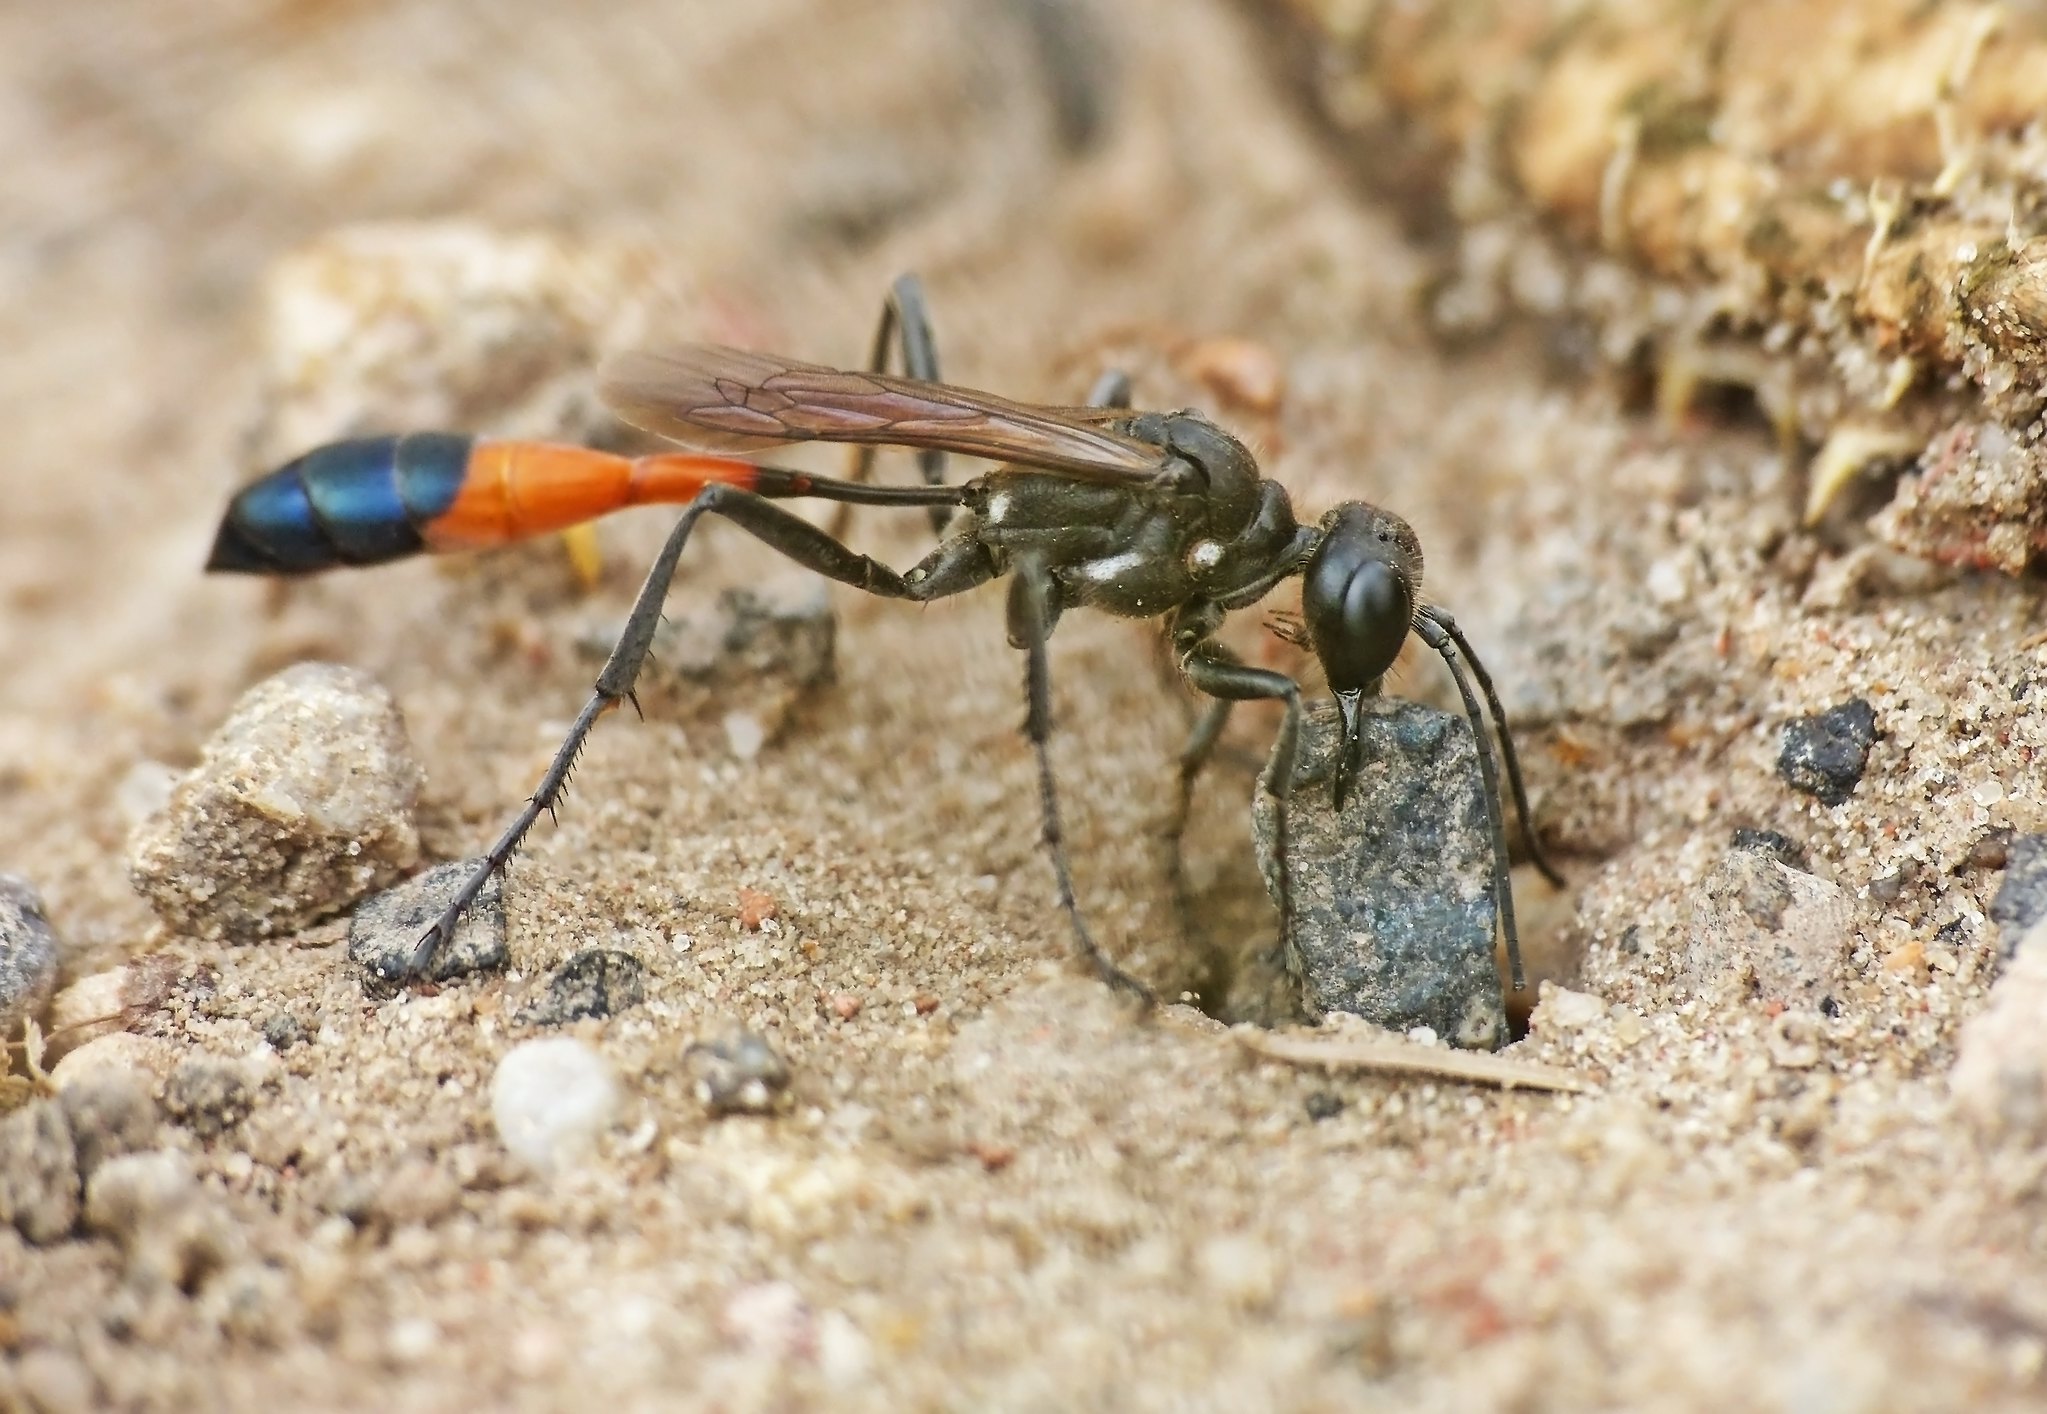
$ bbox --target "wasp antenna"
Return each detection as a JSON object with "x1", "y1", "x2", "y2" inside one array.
[
  {"x1": 1423, "y1": 607, "x2": 1565, "y2": 889},
  {"x1": 1414, "y1": 608, "x2": 1524, "y2": 992}
]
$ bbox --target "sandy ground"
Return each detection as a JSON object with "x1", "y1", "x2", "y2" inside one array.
[{"x1": 5, "y1": 1, "x2": 2047, "y2": 1409}]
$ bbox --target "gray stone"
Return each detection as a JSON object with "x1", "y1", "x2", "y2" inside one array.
[
  {"x1": 1990, "y1": 833, "x2": 2047, "y2": 956},
  {"x1": 84, "y1": 1149, "x2": 242, "y2": 1293},
  {"x1": 347, "y1": 859, "x2": 508, "y2": 986},
  {"x1": 687, "y1": 1027, "x2": 793, "y2": 1116},
  {"x1": 1681, "y1": 849, "x2": 1854, "y2": 1005},
  {"x1": 0, "y1": 874, "x2": 61, "y2": 1038},
  {"x1": 58, "y1": 1073, "x2": 160, "y2": 1180},
  {"x1": 580, "y1": 582, "x2": 835, "y2": 693},
  {"x1": 0, "y1": 1100, "x2": 80, "y2": 1244},
  {"x1": 162, "y1": 1057, "x2": 256, "y2": 1140},
  {"x1": 1253, "y1": 697, "x2": 1504, "y2": 1050},
  {"x1": 517, "y1": 948, "x2": 645, "y2": 1026}
]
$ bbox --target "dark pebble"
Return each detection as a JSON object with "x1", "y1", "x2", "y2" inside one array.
[
  {"x1": 1965, "y1": 825, "x2": 2015, "y2": 871},
  {"x1": 1777, "y1": 699, "x2": 1877, "y2": 806},
  {"x1": 1730, "y1": 828, "x2": 1807, "y2": 871},
  {"x1": 262, "y1": 1012, "x2": 306, "y2": 1051},
  {"x1": 1304, "y1": 1091, "x2": 1345, "y2": 1122},
  {"x1": 1989, "y1": 834, "x2": 2047, "y2": 954},
  {"x1": 0, "y1": 1101, "x2": 79, "y2": 1244},
  {"x1": 163, "y1": 1058, "x2": 254, "y2": 1140},
  {"x1": 1251, "y1": 698, "x2": 1504, "y2": 1050},
  {"x1": 686, "y1": 1028, "x2": 792, "y2": 1117},
  {"x1": 348, "y1": 860, "x2": 508, "y2": 988},
  {"x1": 0, "y1": 874, "x2": 61, "y2": 1035},
  {"x1": 58, "y1": 1075, "x2": 160, "y2": 1181},
  {"x1": 1867, "y1": 867, "x2": 1912, "y2": 904},
  {"x1": 518, "y1": 949, "x2": 646, "y2": 1026}
]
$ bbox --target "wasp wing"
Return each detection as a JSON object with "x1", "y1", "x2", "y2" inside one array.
[{"x1": 600, "y1": 346, "x2": 1172, "y2": 482}]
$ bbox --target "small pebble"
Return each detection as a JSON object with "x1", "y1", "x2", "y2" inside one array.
[
  {"x1": 1535, "y1": 984, "x2": 1607, "y2": 1032},
  {"x1": 1966, "y1": 825, "x2": 2016, "y2": 871},
  {"x1": 0, "y1": 874, "x2": 61, "y2": 1039},
  {"x1": 687, "y1": 1027, "x2": 793, "y2": 1117},
  {"x1": 58, "y1": 1073, "x2": 161, "y2": 1180},
  {"x1": 387, "y1": 1316, "x2": 441, "y2": 1365},
  {"x1": 1679, "y1": 849, "x2": 1854, "y2": 1005},
  {"x1": 490, "y1": 1037, "x2": 621, "y2": 1171},
  {"x1": 348, "y1": 859, "x2": 508, "y2": 986},
  {"x1": 371, "y1": 1160, "x2": 462, "y2": 1228},
  {"x1": 200, "y1": 1261, "x2": 292, "y2": 1346},
  {"x1": 815, "y1": 1310, "x2": 874, "y2": 1383},
  {"x1": 1729, "y1": 828, "x2": 1806, "y2": 871},
  {"x1": 1767, "y1": 1011, "x2": 1823, "y2": 1069},
  {"x1": 48, "y1": 1034, "x2": 173, "y2": 1093},
  {"x1": 162, "y1": 1057, "x2": 256, "y2": 1140},
  {"x1": 1303, "y1": 1091, "x2": 1345, "y2": 1121},
  {"x1": 720, "y1": 1280, "x2": 812, "y2": 1356},
  {"x1": 14, "y1": 1348, "x2": 98, "y2": 1414},
  {"x1": 262, "y1": 1012, "x2": 306, "y2": 1051},
  {"x1": 1989, "y1": 835, "x2": 2047, "y2": 955},
  {"x1": 580, "y1": 581, "x2": 837, "y2": 751},
  {"x1": 129, "y1": 664, "x2": 424, "y2": 942},
  {"x1": 0, "y1": 1100, "x2": 81, "y2": 1244},
  {"x1": 516, "y1": 949, "x2": 645, "y2": 1026},
  {"x1": 1953, "y1": 919, "x2": 2047, "y2": 1140},
  {"x1": 85, "y1": 1149, "x2": 242, "y2": 1292},
  {"x1": 1777, "y1": 699, "x2": 1877, "y2": 806},
  {"x1": 737, "y1": 888, "x2": 778, "y2": 931},
  {"x1": 722, "y1": 712, "x2": 767, "y2": 762},
  {"x1": 44, "y1": 967, "x2": 131, "y2": 1063},
  {"x1": 1196, "y1": 1233, "x2": 1279, "y2": 1310}
]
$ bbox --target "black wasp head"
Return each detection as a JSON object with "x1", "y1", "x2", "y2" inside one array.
[{"x1": 1300, "y1": 503, "x2": 1425, "y2": 808}]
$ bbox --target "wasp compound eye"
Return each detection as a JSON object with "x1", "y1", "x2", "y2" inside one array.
[{"x1": 1302, "y1": 508, "x2": 1416, "y2": 694}]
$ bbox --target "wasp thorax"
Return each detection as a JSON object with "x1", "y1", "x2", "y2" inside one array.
[{"x1": 1301, "y1": 504, "x2": 1423, "y2": 693}]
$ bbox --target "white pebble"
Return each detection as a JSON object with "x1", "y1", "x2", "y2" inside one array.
[
  {"x1": 1537, "y1": 984, "x2": 1608, "y2": 1032},
  {"x1": 1196, "y1": 1233, "x2": 1278, "y2": 1310},
  {"x1": 816, "y1": 1310, "x2": 873, "y2": 1383},
  {"x1": 387, "y1": 1316, "x2": 440, "y2": 1365},
  {"x1": 722, "y1": 711, "x2": 766, "y2": 761},
  {"x1": 721, "y1": 1280, "x2": 811, "y2": 1355},
  {"x1": 490, "y1": 1038, "x2": 621, "y2": 1172}
]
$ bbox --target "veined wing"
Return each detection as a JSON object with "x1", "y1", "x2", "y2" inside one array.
[{"x1": 600, "y1": 345, "x2": 1171, "y2": 483}]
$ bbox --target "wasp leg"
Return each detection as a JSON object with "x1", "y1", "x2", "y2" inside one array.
[
  {"x1": 840, "y1": 273, "x2": 950, "y2": 536},
  {"x1": 388, "y1": 487, "x2": 997, "y2": 983},
  {"x1": 1085, "y1": 367, "x2": 1132, "y2": 409},
  {"x1": 1008, "y1": 554, "x2": 1156, "y2": 1008},
  {"x1": 1176, "y1": 646, "x2": 1305, "y2": 987}
]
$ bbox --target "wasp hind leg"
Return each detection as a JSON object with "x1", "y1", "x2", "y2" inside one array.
[
  {"x1": 839, "y1": 273, "x2": 951, "y2": 536},
  {"x1": 387, "y1": 484, "x2": 994, "y2": 982}
]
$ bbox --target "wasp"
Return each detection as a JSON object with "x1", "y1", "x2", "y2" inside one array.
[{"x1": 208, "y1": 277, "x2": 1561, "y2": 1006}]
